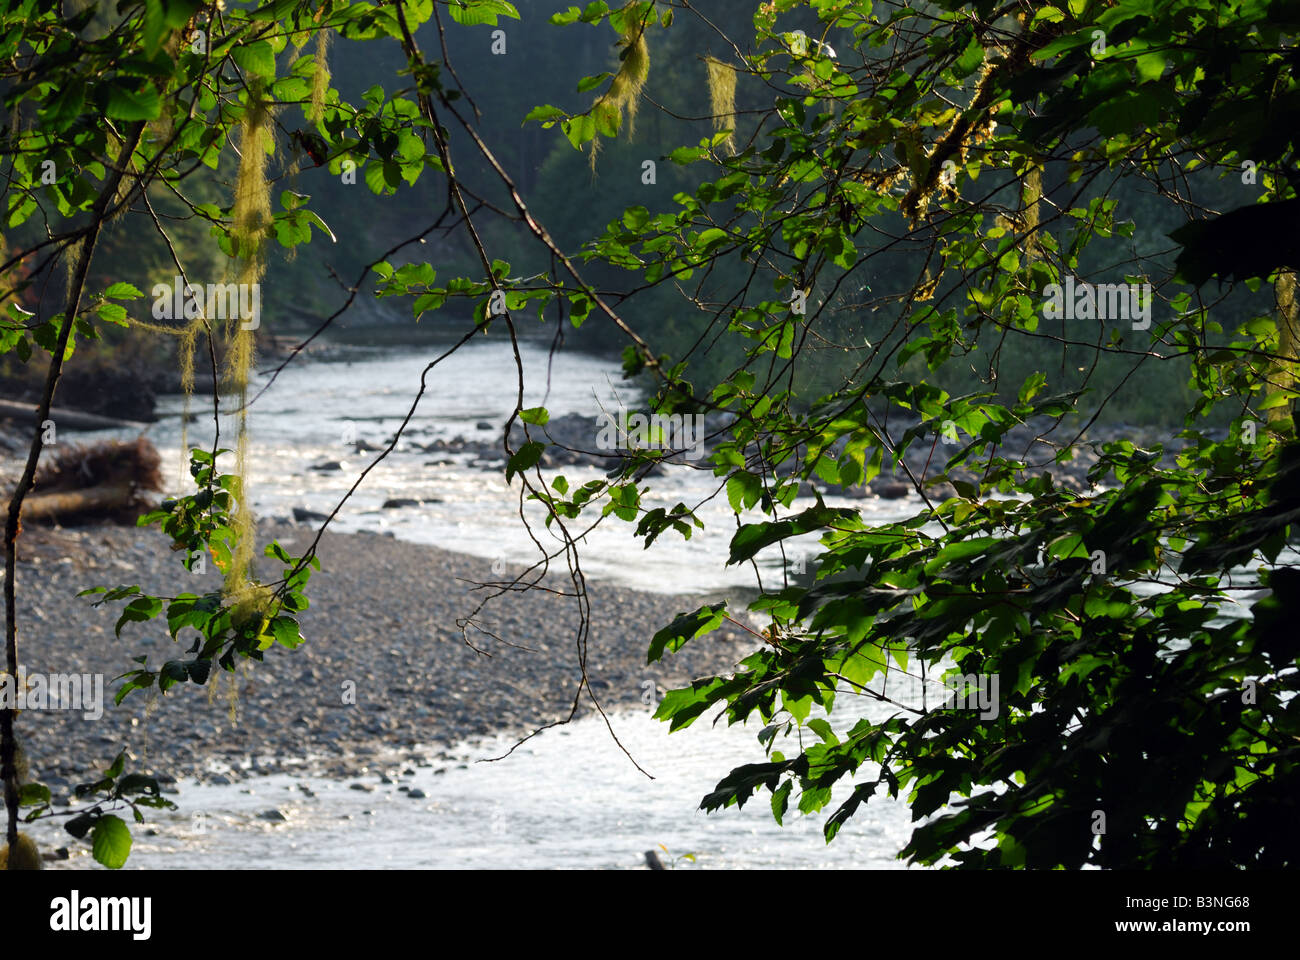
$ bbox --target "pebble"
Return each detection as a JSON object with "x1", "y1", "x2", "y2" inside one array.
[{"x1": 13, "y1": 518, "x2": 752, "y2": 791}]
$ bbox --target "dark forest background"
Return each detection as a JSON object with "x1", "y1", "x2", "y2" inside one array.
[{"x1": 1, "y1": 2, "x2": 1257, "y2": 429}]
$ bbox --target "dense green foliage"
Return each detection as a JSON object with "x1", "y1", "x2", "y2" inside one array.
[{"x1": 599, "y1": 0, "x2": 1300, "y2": 867}]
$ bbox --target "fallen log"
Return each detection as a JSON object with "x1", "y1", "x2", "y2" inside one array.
[
  {"x1": 0, "y1": 398, "x2": 150, "y2": 432},
  {"x1": 20, "y1": 481, "x2": 134, "y2": 520},
  {"x1": 6, "y1": 437, "x2": 163, "y2": 523}
]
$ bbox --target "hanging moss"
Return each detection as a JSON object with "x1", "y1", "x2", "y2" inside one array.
[
  {"x1": 1273, "y1": 270, "x2": 1298, "y2": 423},
  {"x1": 0, "y1": 832, "x2": 41, "y2": 870},
  {"x1": 587, "y1": 21, "x2": 650, "y2": 171},
  {"x1": 232, "y1": 95, "x2": 273, "y2": 268},
  {"x1": 229, "y1": 581, "x2": 274, "y2": 629},
  {"x1": 901, "y1": 55, "x2": 1006, "y2": 221},
  {"x1": 205, "y1": 660, "x2": 244, "y2": 722},
  {"x1": 222, "y1": 85, "x2": 274, "y2": 596},
  {"x1": 1022, "y1": 163, "x2": 1042, "y2": 258},
  {"x1": 309, "y1": 30, "x2": 331, "y2": 128},
  {"x1": 705, "y1": 57, "x2": 737, "y2": 155}
]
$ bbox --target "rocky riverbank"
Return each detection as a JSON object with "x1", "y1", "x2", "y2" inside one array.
[
  {"x1": 0, "y1": 400, "x2": 1211, "y2": 800},
  {"x1": 384, "y1": 409, "x2": 1192, "y2": 499},
  {"x1": 9, "y1": 519, "x2": 756, "y2": 800}
]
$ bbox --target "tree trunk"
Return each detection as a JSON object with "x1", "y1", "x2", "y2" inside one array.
[{"x1": 2, "y1": 121, "x2": 148, "y2": 865}]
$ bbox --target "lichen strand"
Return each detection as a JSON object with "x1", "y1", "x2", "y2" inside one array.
[
  {"x1": 1022, "y1": 163, "x2": 1042, "y2": 258},
  {"x1": 116, "y1": 311, "x2": 202, "y2": 485},
  {"x1": 309, "y1": 29, "x2": 331, "y2": 127},
  {"x1": 588, "y1": 22, "x2": 650, "y2": 172},
  {"x1": 232, "y1": 93, "x2": 273, "y2": 268},
  {"x1": 705, "y1": 56, "x2": 737, "y2": 155},
  {"x1": 901, "y1": 58, "x2": 998, "y2": 221},
  {"x1": 0, "y1": 832, "x2": 41, "y2": 870},
  {"x1": 224, "y1": 87, "x2": 273, "y2": 595},
  {"x1": 174, "y1": 316, "x2": 203, "y2": 484},
  {"x1": 1273, "y1": 269, "x2": 1299, "y2": 423},
  {"x1": 212, "y1": 583, "x2": 273, "y2": 721}
]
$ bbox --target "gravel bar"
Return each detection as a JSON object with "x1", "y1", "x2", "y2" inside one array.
[{"x1": 8, "y1": 519, "x2": 755, "y2": 798}]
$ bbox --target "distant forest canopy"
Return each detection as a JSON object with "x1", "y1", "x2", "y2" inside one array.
[{"x1": 0, "y1": 0, "x2": 1274, "y2": 428}]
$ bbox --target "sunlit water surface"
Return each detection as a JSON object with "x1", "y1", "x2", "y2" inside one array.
[
  {"x1": 132, "y1": 333, "x2": 920, "y2": 595},
  {"x1": 54, "y1": 333, "x2": 1267, "y2": 868},
  {"x1": 37, "y1": 700, "x2": 929, "y2": 869},
  {"x1": 50, "y1": 334, "x2": 933, "y2": 867}
]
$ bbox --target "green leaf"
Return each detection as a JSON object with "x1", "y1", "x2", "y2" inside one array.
[
  {"x1": 43, "y1": 79, "x2": 86, "y2": 131},
  {"x1": 270, "y1": 616, "x2": 303, "y2": 649},
  {"x1": 91, "y1": 815, "x2": 132, "y2": 869},
  {"x1": 1135, "y1": 51, "x2": 1166, "y2": 82},
  {"x1": 103, "y1": 81, "x2": 161, "y2": 121},
  {"x1": 17, "y1": 783, "x2": 50, "y2": 806},
  {"x1": 577, "y1": 72, "x2": 613, "y2": 93},
  {"x1": 104, "y1": 282, "x2": 144, "y2": 300},
  {"x1": 115, "y1": 596, "x2": 163, "y2": 637},
  {"x1": 506, "y1": 441, "x2": 545, "y2": 482},
  {"x1": 232, "y1": 41, "x2": 277, "y2": 80},
  {"x1": 696, "y1": 228, "x2": 728, "y2": 252},
  {"x1": 519, "y1": 406, "x2": 550, "y2": 425},
  {"x1": 806, "y1": 717, "x2": 838, "y2": 745},
  {"x1": 447, "y1": 0, "x2": 520, "y2": 26},
  {"x1": 728, "y1": 507, "x2": 857, "y2": 566},
  {"x1": 648, "y1": 603, "x2": 727, "y2": 663},
  {"x1": 524, "y1": 104, "x2": 566, "y2": 124},
  {"x1": 65, "y1": 811, "x2": 96, "y2": 839},
  {"x1": 96, "y1": 302, "x2": 129, "y2": 326},
  {"x1": 726, "y1": 472, "x2": 763, "y2": 513},
  {"x1": 562, "y1": 115, "x2": 596, "y2": 150},
  {"x1": 117, "y1": 774, "x2": 161, "y2": 796},
  {"x1": 771, "y1": 780, "x2": 793, "y2": 825},
  {"x1": 953, "y1": 32, "x2": 984, "y2": 77},
  {"x1": 104, "y1": 750, "x2": 127, "y2": 779}
]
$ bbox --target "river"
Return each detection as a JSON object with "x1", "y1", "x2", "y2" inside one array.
[
  {"x1": 143, "y1": 328, "x2": 918, "y2": 595},
  {"x1": 35, "y1": 329, "x2": 936, "y2": 868}
]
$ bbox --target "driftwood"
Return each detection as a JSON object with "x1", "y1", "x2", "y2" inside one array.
[
  {"x1": 0, "y1": 398, "x2": 149, "y2": 432},
  {"x1": 6, "y1": 437, "x2": 163, "y2": 522},
  {"x1": 21, "y1": 482, "x2": 134, "y2": 520}
]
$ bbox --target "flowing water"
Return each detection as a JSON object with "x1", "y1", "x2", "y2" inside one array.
[
  {"x1": 36, "y1": 696, "x2": 926, "y2": 870},
  {"x1": 141, "y1": 329, "x2": 918, "y2": 595},
  {"x1": 43, "y1": 330, "x2": 932, "y2": 868},
  {"x1": 41, "y1": 329, "x2": 1270, "y2": 867}
]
